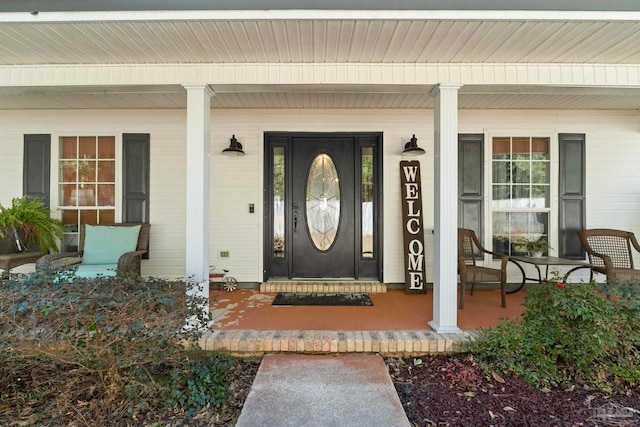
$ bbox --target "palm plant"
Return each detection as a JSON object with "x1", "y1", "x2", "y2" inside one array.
[{"x1": 0, "y1": 196, "x2": 64, "y2": 253}]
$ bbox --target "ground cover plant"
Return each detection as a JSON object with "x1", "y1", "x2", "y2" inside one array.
[
  {"x1": 4, "y1": 271, "x2": 639, "y2": 426},
  {"x1": 0, "y1": 271, "x2": 257, "y2": 426}
]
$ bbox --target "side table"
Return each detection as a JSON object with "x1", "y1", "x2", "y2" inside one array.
[
  {"x1": 0, "y1": 251, "x2": 44, "y2": 279},
  {"x1": 507, "y1": 255, "x2": 590, "y2": 294}
]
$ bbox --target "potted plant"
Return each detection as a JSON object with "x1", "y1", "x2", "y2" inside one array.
[
  {"x1": 515, "y1": 236, "x2": 551, "y2": 257},
  {"x1": 0, "y1": 196, "x2": 64, "y2": 254}
]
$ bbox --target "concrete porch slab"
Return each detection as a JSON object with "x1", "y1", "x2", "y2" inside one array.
[{"x1": 235, "y1": 354, "x2": 410, "y2": 427}]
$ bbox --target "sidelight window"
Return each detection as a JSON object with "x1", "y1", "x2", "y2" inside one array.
[
  {"x1": 272, "y1": 146, "x2": 285, "y2": 258},
  {"x1": 361, "y1": 147, "x2": 374, "y2": 258}
]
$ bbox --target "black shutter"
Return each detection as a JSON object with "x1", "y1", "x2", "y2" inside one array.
[
  {"x1": 559, "y1": 133, "x2": 586, "y2": 259},
  {"x1": 23, "y1": 134, "x2": 51, "y2": 207},
  {"x1": 458, "y1": 134, "x2": 484, "y2": 239},
  {"x1": 122, "y1": 133, "x2": 150, "y2": 224}
]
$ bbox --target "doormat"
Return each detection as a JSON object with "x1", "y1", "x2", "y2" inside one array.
[{"x1": 272, "y1": 292, "x2": 373, "y2": 306}]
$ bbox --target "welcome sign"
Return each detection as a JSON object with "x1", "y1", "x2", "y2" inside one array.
[{"x1": 400, "y1": 160, "x2": 427, "y2": 294}]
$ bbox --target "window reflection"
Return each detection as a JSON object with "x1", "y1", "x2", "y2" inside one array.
[
  {"x1": 59, "y1": 136, "x2": 116, "y2": 252},
  {"x1": 362, "y1": 147, "x2": 374, "y2": 258},
  {"x1": 491, "y1": 136, "x2": 551, "y2": 256}
]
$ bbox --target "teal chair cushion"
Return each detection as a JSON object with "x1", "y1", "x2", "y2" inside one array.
[
  {"x1": 76, "y1": 264, "x2": 118, "y2": 278},
  {"x1": 81, "y1": 225, "x2": 142, "y2": 265}
]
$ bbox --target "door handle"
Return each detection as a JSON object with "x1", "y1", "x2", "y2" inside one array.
[{"x1": 293, "y1": 211, "x2": 298, "y2": 233}]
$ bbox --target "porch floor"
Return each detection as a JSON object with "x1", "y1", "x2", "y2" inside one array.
[{"x1": 199, "y1": 288, "x2": 527, "y2": 357}]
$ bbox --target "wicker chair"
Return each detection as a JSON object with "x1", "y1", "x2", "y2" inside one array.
[
  {"x1": 36, "y1": 223, "x2": 150, "y2": 276},
  {"x1": 578, "y1": 228, "x2": 640, "y2": 282},
  {"x1": 458, "y1": 228, "x2": 508, "y2": 309}
]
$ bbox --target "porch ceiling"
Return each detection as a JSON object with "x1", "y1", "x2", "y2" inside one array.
[
  {"x1": 2, "y1": 17, "x2": 640, "y2": 66},
  {"x1": 1, "y1": 9, "x2": 639, "y2": 110}
]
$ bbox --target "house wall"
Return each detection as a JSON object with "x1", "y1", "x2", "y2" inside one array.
[{"x1": 1, "y1": 108, "x2": 639, "y2": 282}]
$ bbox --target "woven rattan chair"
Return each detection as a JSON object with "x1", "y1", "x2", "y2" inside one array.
[
  {"x1": 36, "y1": 223, "x2": 150, "y2": 276},
  {"x1": 458, "y1": 228, "x2": 508, "y2": 309},
  {"x1": 578, "y1": 228, "x2": 640, "y2": 282}
]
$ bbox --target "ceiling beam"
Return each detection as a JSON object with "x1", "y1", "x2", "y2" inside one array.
[{"x1": 2, "y1": 63, "x2": 639, "y2": 89}]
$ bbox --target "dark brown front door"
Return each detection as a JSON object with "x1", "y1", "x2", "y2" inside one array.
[{"x1": 264, "y1": 132, "x2": 382, "y2": 281}]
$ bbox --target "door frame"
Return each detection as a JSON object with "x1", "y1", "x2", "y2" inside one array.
[{"x1": 263, "y1": 131, "x2": 384, "y2": 281}]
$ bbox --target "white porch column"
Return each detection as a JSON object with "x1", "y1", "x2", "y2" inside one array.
[
  {"x1": 183, "y1": 84, "x2": 213, "y2": 325},
  {"x1": 429, "y1": 84, "x2": 463, "y2": 333}
]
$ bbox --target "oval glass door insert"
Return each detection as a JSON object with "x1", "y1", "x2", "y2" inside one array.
[{"x1": 306, "y1": 153, "x2": 340, "y2": 251}]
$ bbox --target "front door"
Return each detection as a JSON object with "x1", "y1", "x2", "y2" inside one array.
[
  {"x1": 264, "y1": 132, "x2": 382, "y2": 280},
  {"x1": 291, "y1": 136, "x2": 354, "y2": 277}
]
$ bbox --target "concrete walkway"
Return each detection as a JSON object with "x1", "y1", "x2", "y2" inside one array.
[{"x1": 235, "y1": 354, "x2": 410, "y2": 427}]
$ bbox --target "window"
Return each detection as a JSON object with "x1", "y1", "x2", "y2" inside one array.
[
  {"x1": 59, "y1": 136, "x2": 116, "y2": 251},
  {"x1": 491, "y1": 136, "x2": 551, "y2": 256},
  {"x1": 272, "y1": 146, "x2": 285, "y2": 258},
  {"x1": 361, "y1": 146, "x2": 374, "y2": 258}
]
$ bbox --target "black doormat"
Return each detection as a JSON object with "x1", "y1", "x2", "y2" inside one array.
[{"x1": 272, "y1": 292, "x2": 373, "y2": 306}]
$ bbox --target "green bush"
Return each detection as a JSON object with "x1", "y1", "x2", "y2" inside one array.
[
  {"x1": 0, "y1": 272, "x2": 235, "y2": 425},
  {"x1": 466, "y1": 281, "x2": 640, "y2": 391}
]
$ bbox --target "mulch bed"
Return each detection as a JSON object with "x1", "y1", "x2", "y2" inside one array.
[
  {"x1": 388, "y1": 354, "x2": 640, "y2": 427},
  {"x1": 179, "y1": 353, "x2": 639, "y2": 427},
  {"x1": 15, "y1": 354, "x2": 634, "y2": 426}
]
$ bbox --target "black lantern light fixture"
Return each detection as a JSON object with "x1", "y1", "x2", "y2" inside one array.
[
  {"x1": 221, "y1": 134, "x2": 245, "y2": 156},
  {"x1": 402, "y1": 134, "x2": 425, "y2": 157}
]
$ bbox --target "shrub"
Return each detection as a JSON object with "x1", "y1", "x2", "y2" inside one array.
[
  {"x1": 0, "y1": 272, "x2": 235, "y2": 425},
  {"x1": 466, "y1": 281, "x2": 640, "y2": 391}
]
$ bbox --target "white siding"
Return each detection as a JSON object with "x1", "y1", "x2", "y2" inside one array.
[
  {"x1": 1, "y1": 108, "x2": 639, "y2": 283},
  {"x1": 0, "y1": 110, "x2": 188, "y2": 277}
]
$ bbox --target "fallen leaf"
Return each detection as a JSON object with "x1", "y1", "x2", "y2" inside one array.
[
  {"x1": 491, "y1": 372, "x2": 506, "y2": 383},
  {"x1": 503, "y1": 406, "x2": 516, "y2": 412},
  {"x1": 458, "y1": 391, "x2": 476, "y2": 397}
]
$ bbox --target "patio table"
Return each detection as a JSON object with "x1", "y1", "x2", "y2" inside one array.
[
  {"x1": 507, "y1": 255, "x2": 590, "y2": 293},
  {"x1": 0, "y1": 251, "x2": 44, "y2": 279}
]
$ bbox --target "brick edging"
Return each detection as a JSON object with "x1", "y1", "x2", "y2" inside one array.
[{"x1": 198, "y1": 329, "x2": 479, "y2": 357}]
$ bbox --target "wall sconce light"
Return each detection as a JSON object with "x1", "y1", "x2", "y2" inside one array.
[
  {"x1": 402, "y1": 134, "x2": 425, "y2": 157},
  {"x1": 221, "y1": 135, "x2": 245, "y2": 156}
]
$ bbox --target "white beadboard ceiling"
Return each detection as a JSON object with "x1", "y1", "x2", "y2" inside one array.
[
  {"x1": 1, "y1": 15, "x2": 640, "y2": 109},
  {"x1": 2, "y1": 19, "x2": 640, "y2": 65}
]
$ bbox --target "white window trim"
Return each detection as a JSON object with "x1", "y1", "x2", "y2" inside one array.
[{"x1": 482, "y1": 129, "x2": 558, "y2": 265}]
